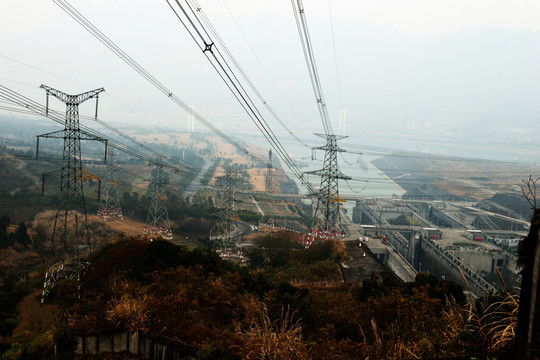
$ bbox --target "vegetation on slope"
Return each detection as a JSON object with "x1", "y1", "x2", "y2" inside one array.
[
  {"x1": 0, "y1": 227, "x2": 524, "y2": 359},
  {"x1": 1, "y1": 230, "x2": 519, "y2": 359}
]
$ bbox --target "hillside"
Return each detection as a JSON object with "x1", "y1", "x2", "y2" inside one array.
[{"x1": 2, "y1": 234, "x2": 516, "y2": 360}]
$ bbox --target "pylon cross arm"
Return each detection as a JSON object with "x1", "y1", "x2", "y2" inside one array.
[{"x1": 40, "y1": 84, "x2": 104, "y2": 105}]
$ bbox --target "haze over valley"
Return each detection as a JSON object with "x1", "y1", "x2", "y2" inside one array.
[{"x1": 1, "y1": 1, "x2": 539, "y2": 359}]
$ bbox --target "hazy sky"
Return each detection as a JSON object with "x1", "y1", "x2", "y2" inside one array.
[
  {"x1": 3, "y1": 1, "x2": 540, "y2": 35},
  {"x1": 1, "y1": 0, "x2": 539, "y2": 163}
]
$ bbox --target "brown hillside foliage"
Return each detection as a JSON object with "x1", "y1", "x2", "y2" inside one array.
[
  {"x1": 56, "y1": 236, "x2": 520, "y2": 359},
  {"x1": 234, "y1": 305, "x2": 309, "y2": 360}
]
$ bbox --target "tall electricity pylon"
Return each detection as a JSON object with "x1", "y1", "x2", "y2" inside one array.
[
  {"x1": 97, "y1": 148, "x2": 123, "y2": 221},
  {"x1": 211, "y1": 168, "x2": 240, "y2": 259},
  {"x1": 306, "y1": 133, "x2": 351, "y2": 235},
  {"x1": 144, "y1": 164, "x2": 173, "y2": 240},
  {"x1": 38, "y1": 84, "x2": 105, "y2": 304},
  {"x1": 265, "y1": 149, "x2": 274, "y2": 194}
]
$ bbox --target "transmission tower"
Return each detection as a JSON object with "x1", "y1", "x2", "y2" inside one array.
[
  {"x1": 38, "y1": 84, "x2": 105, "y2": 304},
  {"x1": 265, "y1": 149, "x2": 274, "y2": 194},
  {"x1": 211, "y1": 167, "x2": 242, "y2": 260},
  {"x1": 144, "y1": 164, "x2": 173, "y2": 240},
  {"x1": 306, "y1": 133, "x2": 350, "y2": 240},
  {"x1": 97, "y1": 148, "x2": 123, "y2": 221}
]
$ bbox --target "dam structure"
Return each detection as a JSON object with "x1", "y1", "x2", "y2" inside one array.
[{"x1": 343, "y1": 198, "x2": 524, "y2": 297}]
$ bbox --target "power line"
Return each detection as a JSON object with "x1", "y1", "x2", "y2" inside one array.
[
  {"x1": 165, "y1": 0, "x2": 317, "y2": 194},
  {"x1": 213, "y1": 0, "x2": 311, "y2": 149},
  {"x1": 291, "y1": 0, "x2": 333, "y2": 136},
  {"x1": 327, "y1": 0, "x2": 344, "y2": 112},
  {"x1": 0, "y1": 84, "x2": 190, "y2": 175},
  {"x1": 0, "y1": 53, "x2": 180, "y2": 138},
  {"x1": 0, "y1": 54, "x2": 87, "y2": 87},
  {"x1": 1, "y1": 94, "x2": 187, "y2": 170},
  {"x1": 51, "y1": 0, "x2": 265, "y2": 167},
  {"x1": 290, "y1": 1, "x2": 350, "y2": 233}
]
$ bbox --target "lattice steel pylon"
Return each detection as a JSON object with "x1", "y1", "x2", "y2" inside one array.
[
  {"x1": 38, "y1": 84, "x2": 105, "y2": 304},
  {"x1": 97, "y1": 148, "x2": 123, "y2": 221},
  {"x1": 211, "y1": 167, "x2": 241, "y2": 259},
  {"x1": 305, "y1": 133, "x2": 351, "y2": 236},
  {"x1": 265, "y1": 149, "x2": 274, "y2": 194},
  {"x1": 144, "y1": 163, "x2": 173, "y2": 240}
]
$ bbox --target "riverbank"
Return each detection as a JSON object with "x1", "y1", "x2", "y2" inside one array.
[{"x1": 367, "y1": 159, "x2": 406, "y2": 194}]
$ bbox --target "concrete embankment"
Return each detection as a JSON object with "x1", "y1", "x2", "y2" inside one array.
[{"x1": 340, "y1": 240, "x2": 396, "y2": 283}]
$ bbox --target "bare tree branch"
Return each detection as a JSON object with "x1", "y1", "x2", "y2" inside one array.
[{"x1": 521, "y1": 175, "x2": 539, "y2": 210}]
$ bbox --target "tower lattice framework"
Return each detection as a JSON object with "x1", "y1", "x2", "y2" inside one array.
[
  {"x1": 98, "y1": 148, "x2": 123, "y2": 221},
  {"x1": 266, "y1": 149, "x2": 274, "y2": 194},
  {"x1": 306, "y1": 133, "x2": 350, "y2": 237},
  {"x1": 144, "y1": 164, "x2": 173, "y2": 240},
  {"x1": 38, "y1": 84, "x2": 105, "y2": 304},
  {"x1": 212, "y1": 168, "x2": 241, "y2": 259}
]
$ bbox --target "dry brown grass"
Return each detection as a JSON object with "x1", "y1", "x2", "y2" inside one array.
[
  {"x1": 480, "y1": 291, "x2": 519, "y2": 352},
  {"x1": 443, "y1": 268, "x2": 519, "y2": 355},
  {"x1": 106, "y1": 294, "x2": 149, "y2": 332},
  {"x1": 367, "y1": 318, "x2": 425, "y2": 360},
  {"x1": 105, "y1": 277, "x2": 150, "y2": 332},
  {"x1": 235, "y1": 304, "x2": 309, "y2": 360},
  {"x1": 441, "y1": 295, "x2": 469, "y2": 345}
]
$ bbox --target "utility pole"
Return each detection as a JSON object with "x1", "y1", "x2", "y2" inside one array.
[
  {"x1": 305, "y1": 133, "x2": 350, "y2": 240},
  {"x1": 144, "y1": 163, "x2": 173, "y2": 240},
  {"x1": 38, "y1": 85, "x2": 105, "y2": 304},
  {"x1": 98, "y1": 148, "x2": 123, "y2": 221}
]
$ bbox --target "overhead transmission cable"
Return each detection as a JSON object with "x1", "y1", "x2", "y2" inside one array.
[
  {"x1": 0, "y1": 108, "x2": 256, "y2": 194},
  {"x1": 165, "y1": 0, "x2": 316, "y2": 194},
  {"x1": 0, "y1": 53, "x2": 178, "y2": 139},
  {"x1": 0, "y1": 85, "x2": 169, "y2": 165},
  {"x1": 0, "y1": 54, "x2": 88, "y2": 87},
  {"x1": 165, "y1": 0, "x2": 285, "y2": 164},
  {"x1": 0, "y1": 72, "x2": 182, "y2": 162},
  {"x1": 52, "y1": 0, "x2": 315, "y2": 194},
  {"x1": 51, "y1": 0, "x2": 265, "y2": 167},
  {"x1": 216, "y1": 0, "x2": 311, "y2": 148},
  {"x1": 0, "y1": 112, "x2": 213, "y2": 195},
  {"x1": 1, "y1": 99, "x2": 163, "y2": 160},
  {"x1": 169, "y1": 0, "x2": 311, "y2": 178},
  {"x1": 0, "y1": 85, "x2": 189, "y2": 175},
  {"x1": 328, "y1": 0, "x2": 344, "y2": 112},
  {"x1": 291, "y1": 0, "x2": 333, "y2": 136}
]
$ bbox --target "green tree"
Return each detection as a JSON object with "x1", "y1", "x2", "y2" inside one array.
[
  {"x1": 14, "y1": 222, "x2": 31, "y2": 248},
  {"x1": 0, "y1": 215, "x2": 9, "y2": 233},
  {"x1": 0, "y1": 216, "x2": 13, "y2": 249},
  {"x1": 0, "y1": 316, "x2": 18, "y2": 342}
]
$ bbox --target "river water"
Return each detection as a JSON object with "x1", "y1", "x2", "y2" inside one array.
[{"x1": 277, "y1": 139, "x2": 405, "y2": 215}]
